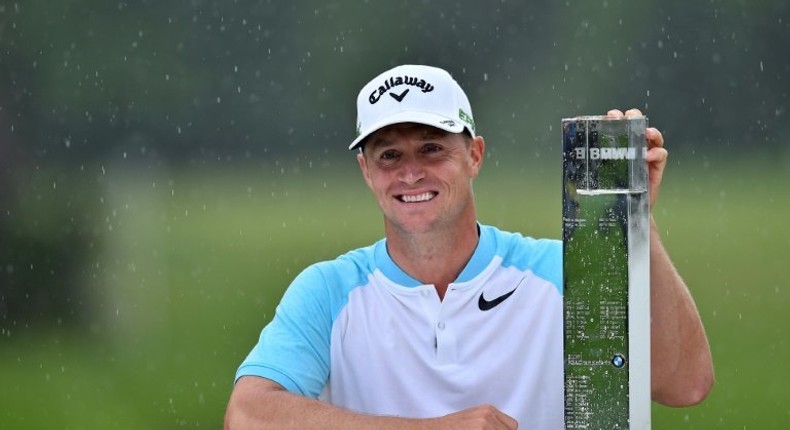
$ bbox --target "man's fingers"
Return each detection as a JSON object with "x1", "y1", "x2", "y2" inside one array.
[
  {"x1": 624, "y1": 108, "x2": 643, "y2": 117},
  {"x1": 647, "y1": 146, "x2": 668, "y2": 164},
  {"x1": 489, "y1": 405, "x2": 518, "y2": 429},
  {"x1": 606, "y1": 108, "x2": 645, "y2": 119},
  {"x1": 471, "y1": 404, "x2": 518, "y2": 430},
  {"x1": 646, "y1": 127, "x2": 664, "y2": 149},
  {"x1": 436, "y1": 404, "x2": 518, "y2": 430}
]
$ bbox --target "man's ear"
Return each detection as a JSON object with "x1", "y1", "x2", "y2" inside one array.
[
  {"x1": 357, "y1": 151, "x2": 373, "y2": 189},
  {"x1": 469, "y1": 135, "x2": 485, "y2": 178}
]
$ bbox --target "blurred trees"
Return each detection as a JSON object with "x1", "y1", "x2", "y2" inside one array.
[
  {"x1": 0, "y1": 0, "x2": 788, "y2": 327},
  {"x1": 2, "y1": 1, "x2": 787, "y2": 162}
]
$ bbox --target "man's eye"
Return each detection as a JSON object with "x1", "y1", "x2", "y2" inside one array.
[
  {"x1": 422, "y1": 144, "x2": 442, "y2": 153},
  {"x1": 380, "y1": 150, "x2": 398, "y2": 160}
]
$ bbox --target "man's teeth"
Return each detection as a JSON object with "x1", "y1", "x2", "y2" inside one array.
[{"x1": 400, "y1": 192, "x2": 435, "y2": 203}]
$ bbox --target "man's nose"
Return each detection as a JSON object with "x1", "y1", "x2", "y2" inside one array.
[{"x1": 397, "y1": 158, "x2": 425, "y2": 185}]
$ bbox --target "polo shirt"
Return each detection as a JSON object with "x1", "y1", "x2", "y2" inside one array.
[{"x1": 236, "y1": 224, "x2": 564, "y2": 428}]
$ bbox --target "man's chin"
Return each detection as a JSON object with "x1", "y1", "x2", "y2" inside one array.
[{"x1": 385, "y1": 217, "x2": 439, "y2": 235}]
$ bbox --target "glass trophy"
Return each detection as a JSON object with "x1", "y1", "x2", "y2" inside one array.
[{"x1": 562, "y1": 116, "x2": 651, "y2": 429}]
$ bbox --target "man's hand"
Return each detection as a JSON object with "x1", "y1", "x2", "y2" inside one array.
[
  {"x1": 427, "y1": 404, "x2": 518, "y2": 430},
  {"x1": 606, "y1": 108, "x2": 667, "y2": 208}
]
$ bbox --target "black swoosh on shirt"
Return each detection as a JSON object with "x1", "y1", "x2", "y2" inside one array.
[{"x1": 478, "y1": 287, "x2": 518, "y2": 311}]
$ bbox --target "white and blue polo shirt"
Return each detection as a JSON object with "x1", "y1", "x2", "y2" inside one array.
[{"x1": 236, "y1": 224, "x2": 564, "y2": 428}]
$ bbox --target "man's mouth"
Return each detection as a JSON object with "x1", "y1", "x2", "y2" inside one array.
[{"x1": 398, "y1": 192, "x2": 437, "y2": 203}]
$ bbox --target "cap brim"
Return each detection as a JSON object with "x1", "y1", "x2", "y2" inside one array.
[{"x1": 349, "y1": 111, "x2": 470, "y2": 150}]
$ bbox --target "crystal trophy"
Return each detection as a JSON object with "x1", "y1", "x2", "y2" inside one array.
[{"x1": 562, "y1": 116, "x2": 651, "y2": 429}]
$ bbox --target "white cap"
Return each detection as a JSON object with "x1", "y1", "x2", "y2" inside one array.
[{"x1": 349, "y1": 65, "x2": 476, "y2": 150}]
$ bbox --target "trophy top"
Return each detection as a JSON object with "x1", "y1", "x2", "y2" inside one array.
[{"x1": 562, "y1": 115, "x2": 646, "y2": 122}]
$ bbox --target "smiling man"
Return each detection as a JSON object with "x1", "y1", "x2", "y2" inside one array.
[{"x1": 225, "y1": 65, "x2": 714, "y2": 430}]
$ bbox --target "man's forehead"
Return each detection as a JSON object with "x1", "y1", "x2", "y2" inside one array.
[{"x1": 367, "y1": 123, "x2": 448, "y2": 144}]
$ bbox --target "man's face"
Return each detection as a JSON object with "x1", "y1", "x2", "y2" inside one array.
[{"x1": 357, "y1": 123, "x2": 484, "y2": 235}]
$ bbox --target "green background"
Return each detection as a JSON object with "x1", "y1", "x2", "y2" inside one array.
[
  {"x1": 1, "y1": 1, "x2": 788, "y2": 428},
  {"x1": 2, "y1": 159, "x2": 786, "y2": 428}
]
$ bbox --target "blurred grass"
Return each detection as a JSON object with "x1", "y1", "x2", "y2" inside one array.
[{"x1": 0, "y1": 155, "x2": 788, "y2": 428}]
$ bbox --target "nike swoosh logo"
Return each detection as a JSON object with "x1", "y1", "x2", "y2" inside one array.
[
  {"x1": 389, "y1": 89, "x2": 410, "y2": 102},
  {"x1": 478, "y1": 287, "x2": 518, "y2": 311}
]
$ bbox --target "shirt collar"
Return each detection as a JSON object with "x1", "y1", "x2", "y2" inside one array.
[{"x1": 374, "y1": 223, "x2": 496, "y2": 287}]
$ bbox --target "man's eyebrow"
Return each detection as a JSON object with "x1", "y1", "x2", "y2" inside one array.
[
  {"x1": 364, "y1": 136, "x2": 393, "y2": 151},
  {"x1": 366, "y1": 126, "x2": 449, "y2": 150},
  {"x1": 365, "y1": 136, "x2": 394, "y2": 152}
]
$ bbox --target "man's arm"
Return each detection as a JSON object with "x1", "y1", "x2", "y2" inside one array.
[
  {"x1": 224, "y1": 376, "x2": 518, "y2": 430},
  {"x1": 648, "y1": 217, "x2": 714, "y2": 406},
  {"x1": 608, "y1": 109, "x2": 715, "y2": 406}
]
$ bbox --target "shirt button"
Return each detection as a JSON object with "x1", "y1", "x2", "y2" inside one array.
[
  {"x1": 421, "y1": 290, "x2": 431, "y2": 297},
  {"x1": 437, "y1": 322, "x2": 446, "y2": 330}
]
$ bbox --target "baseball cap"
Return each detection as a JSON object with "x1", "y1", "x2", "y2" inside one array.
[{"x1": 349, "y1": 64, "x2": 476, "y2": 150}]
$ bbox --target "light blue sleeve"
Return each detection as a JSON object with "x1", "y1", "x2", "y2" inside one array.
[
  {"x1": 235, "y1": 264, "x2": 333, "y2": 397},
  {"x1": 528, "y1": 238, "x2": 563, "y2": 295},
  {"x1": 491, "y1": 225, "x2": 563, "y2": 295}
]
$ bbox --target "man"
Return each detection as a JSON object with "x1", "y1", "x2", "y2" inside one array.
[{"x1": 225, "y1": 65, "x2": 714, "y2": 429}]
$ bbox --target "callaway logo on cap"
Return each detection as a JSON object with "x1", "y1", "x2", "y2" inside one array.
[{"x1": 349, "y1": 64, "x2": 476, "y2": 150}]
